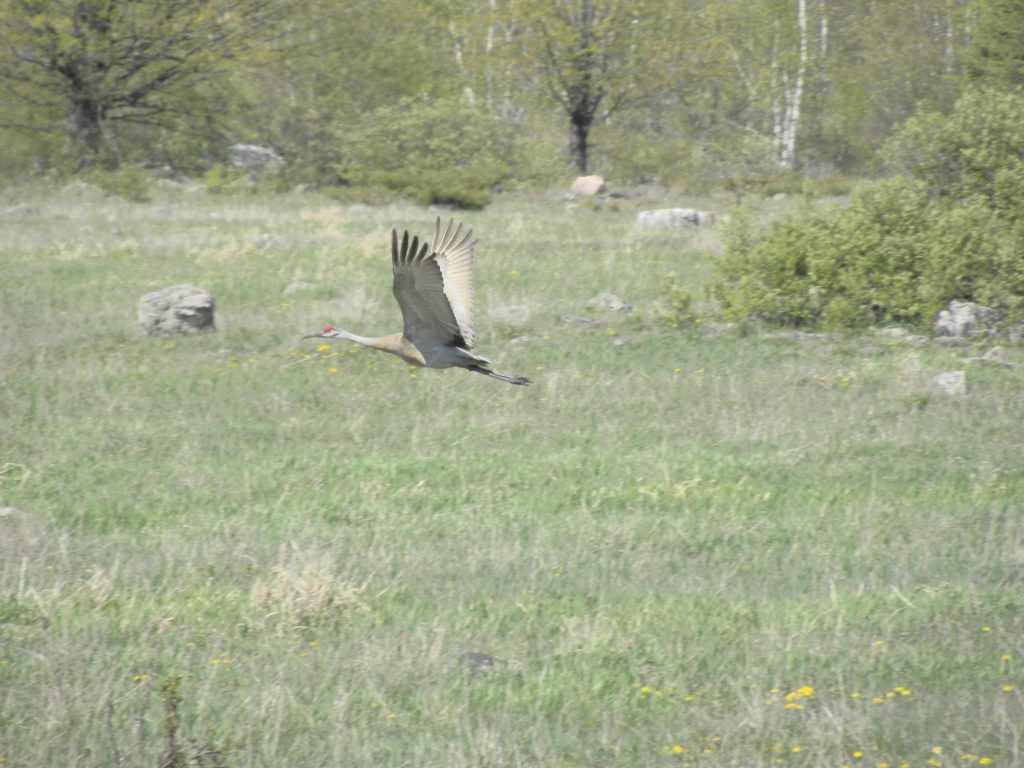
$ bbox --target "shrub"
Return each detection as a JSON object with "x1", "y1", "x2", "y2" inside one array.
[
  {"x1": 660, "y1": 273, "x2": 698, "y2": 328},
  {"x1": 711, "y1": 177, "x2": 1024, "y2": 329},
  {"x1": 709, "y1": 90, "x2": 1024, "y2": 330},
  {"x1": 881, "y1": 88, "x2": 1024, "y2": 210},
  {"x1": 202, "y1": 164, "x2": 251, "y2": 194},
  {"x1": 336, "y1": 95, "x2": 517, "y2": 209},
  {"x1": 81, "y1": 165, "x2": 154, "y2": 202}
]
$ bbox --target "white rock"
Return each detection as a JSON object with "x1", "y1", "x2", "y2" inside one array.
[
  {"x1": 227, "y1": 143, "x2": 284, "y2": 180},
  {"x1": 490, "y1": 304, "x2": 531, "y2": 327},
  {"x1": 587, "y1": 293, "x2": 632, "y2": 312},
  {"x1": 934, "y1": 300, "x2": 1001, "y2": 338},
  {"x1": 570, "y1": 175, "x2": 606, "y2": 197},
  {"x1": 282, "y1": 281, "x2": 315, "y2": 296},
  {"x1": 138, "y1": 285, "x2": 215, "y2": 335},
  {"x1": 932, "y1": 370, "x2": 966, "y2": 396},
  {"x1": 636, "y1": 208, "x2": 713, "y2": 229}
]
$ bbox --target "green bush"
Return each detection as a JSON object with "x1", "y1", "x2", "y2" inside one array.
[
  {"x1": 709, "y1": 90, "x2": 1024, "y2": 330},
  {"x1": 81, "y1": 165, "x2": 154, "y2": 202},
  {"x1": 202, "y1": 164, "x2": 251, "y2": 195},
  {"x1": 711, "y1": 177, "x2": 1024, "y2": 329},
  {"x1": 335, "y1": 95, "x2": 517, "y2": 209},
  {"x1": 660, "y1": 273, "x2": 698, "y2": 328},
  {"x1": 881, "y1": 88, "x2": 1024, "y2": 209}
]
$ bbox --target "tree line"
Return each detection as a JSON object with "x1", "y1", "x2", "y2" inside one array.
[{"x1": 1, "y1": 0, "x2": 1022, "y2": 192}]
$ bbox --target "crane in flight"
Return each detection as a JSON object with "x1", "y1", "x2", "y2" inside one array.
[{"x1": 305, "y1": 218, "x2": 531, "y2": 385}]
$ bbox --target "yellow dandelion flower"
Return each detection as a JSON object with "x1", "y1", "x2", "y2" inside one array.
[
  {"x1": 796, "y1": 685, "x2": 815, "y2": 697},
  {"x1": 1001, "y1": 654, "x2": 1011, "y2": 661},
  {"x1": 387, "y1": 712, "x2": 397, "y2": 719},
  {"x1": 878, "y1": 762, "x2": 890, "y2": 768},
  {"x1": 783, "y1": 702, "x2": 804, "y2": 710},
  {"x1": 982, "y1": 626, "x2": 993, "y2": 632},
  {"x1": 933, "y1": 747, "x2": 943, "y2": 755},
  {"x1": 792, "y1": 746, "x2": 802, "y2": 753},
  {"x1": 853, "y1": 751, "x2": 864, "y2": 758},
  {"x1": 978, "y1": 758, "x2": 993, "y2": 765},
  {"x1": 672, "y1": 745, "x2": 684, "y2": 754},
  {"x1": 317, "y1": 344, "x2": 332, "y2": 352},
  {"x1": 640, "y1": 686, "x2": 651, "y2": 695},
  {"x1": 927, "y1": 759, "x2": 942, "y2": 767},
  {"x1": 961, "y1": 756, "x2": 978, "y2": 763},
  {"x1": 1001, "y1": 683, "x2": 1014, "y2": 692}
]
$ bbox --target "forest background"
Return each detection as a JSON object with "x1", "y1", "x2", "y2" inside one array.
[{"x1": 3, "y1": 0, "x2": 1023, "y2": 200}]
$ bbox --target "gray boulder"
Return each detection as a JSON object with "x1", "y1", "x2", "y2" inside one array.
[
  {"x1": 587, "y1": 292, "x2": 632, "y2": 313},
  {"x1": 932, "y1": 370, "x2": 967, "y2": 396},
  {"x1": 138, "y1": 285, "x2": 215, "y2": 335},
  {"x1": 227, "y1": 143, "x2": 284, "y2": 180},
  {"x1": 934, "y1": 300, "x2": 1001, "y2": 338},
  {"x1": 0, "y1": 203, "x2": 39, "y2": 219},
  {"x1": 490, "y1": 304, "x2": 531, "y2": 327},
  {"x1": 636, "y1": 208, "x2": 713, "y2": 229},
  {"x1": 282, "y1": 281, "x2": 315, "y2": 297},
  {"x1": 570, "y1": 175, "x2": 607, "y2": 197}
]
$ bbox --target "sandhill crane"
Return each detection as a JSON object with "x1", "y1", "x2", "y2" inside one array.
[{"x1": 305, "y1": 218, "x2": 531, "y2": 385}]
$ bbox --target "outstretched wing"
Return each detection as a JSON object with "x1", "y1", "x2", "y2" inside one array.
[
  {"x1": 391, "y1": 219, "x2": 476, "y2": 349},
  {"x1": 429, "y1": 218, "x2": 476, "y2": 348}
]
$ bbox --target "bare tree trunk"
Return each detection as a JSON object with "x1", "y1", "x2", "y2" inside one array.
[
  {"x1": 818, "y1": 0, "x2": 828, "y2": 58},
  {"x1": 66, "y1": 97, "x2": 105, "y2": 170},
  {"x1": 780, "y1": 0, "x2": 807, "y2": 168},
  {"x1": 570, "y1": 113, "x2": 589, "y2": 173}
]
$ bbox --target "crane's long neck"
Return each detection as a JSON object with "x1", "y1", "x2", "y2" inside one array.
[
  {"x1": 332, "y1": 328, "x2": 390, "y2": 349},
  {"x1": 329, "y1": 330, "x2": 425, "y2": 365}
]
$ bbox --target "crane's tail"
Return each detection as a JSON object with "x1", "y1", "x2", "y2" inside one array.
[{"x1": 467, "y1": 365, "x2": 532, "y2": 386}]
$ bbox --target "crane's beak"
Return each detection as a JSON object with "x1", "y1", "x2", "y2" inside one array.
[{"x1": 303, "y1": 332, "x2": 323, "y2": 339}]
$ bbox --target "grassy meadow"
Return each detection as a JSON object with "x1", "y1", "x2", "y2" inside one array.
[{"x1": 1, "y1": 183, "x2": 1023, "y2": 767}]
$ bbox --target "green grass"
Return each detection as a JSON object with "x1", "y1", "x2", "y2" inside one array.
[{"x1": 2, "y1": 184, "x2": 1023, "y2": 767}]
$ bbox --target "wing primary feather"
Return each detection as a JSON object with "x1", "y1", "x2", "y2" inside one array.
[
  {"x1": 447, "y1": 221, "x2": 463, "y2": 252},
  {"x1": 431, "y1": 218, "x2": 443, "y2": 253}
]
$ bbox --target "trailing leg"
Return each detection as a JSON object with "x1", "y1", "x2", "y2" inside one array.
[{"x1": 467, "y1": 365, "x2": 531, "y2": 386}]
